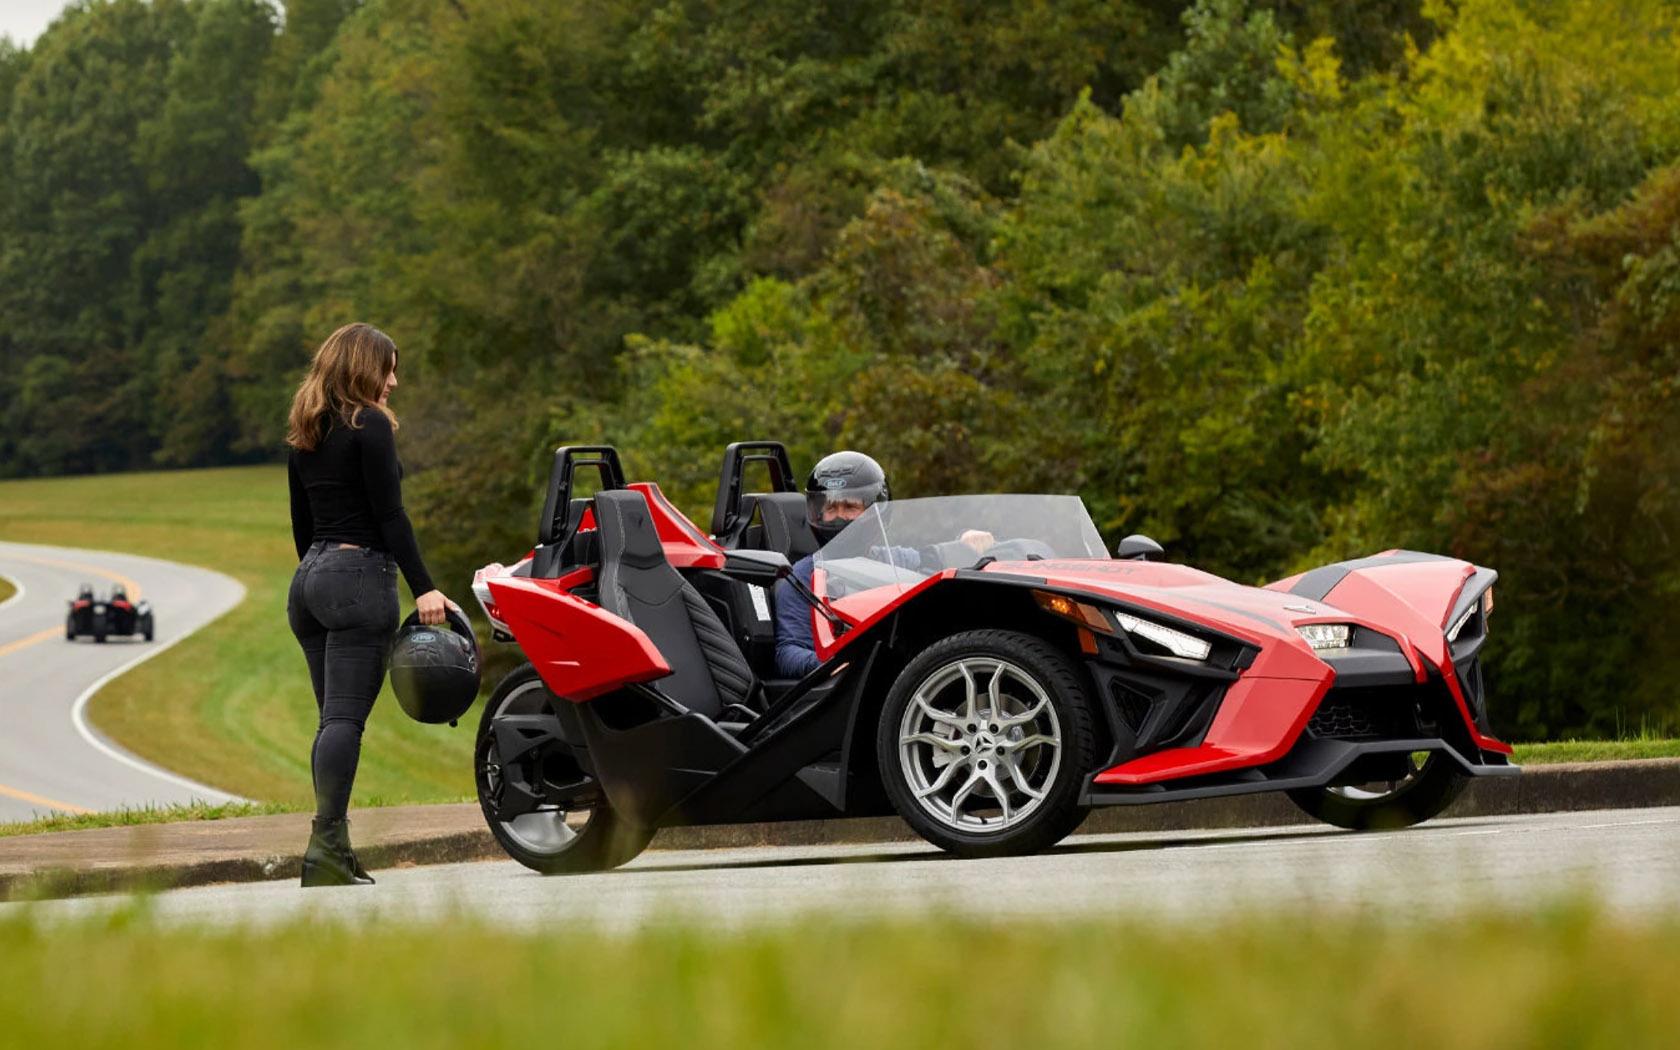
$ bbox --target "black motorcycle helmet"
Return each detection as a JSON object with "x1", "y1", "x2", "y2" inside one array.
[
  {"x1": 389, "y1": 608, "x2": 481, "y2": 725},
  {"x1": 110, "y1": 584, "x2": 127, "y2": 602},
  {"x1": 805, "y1": 451, "x2": 890, "y2": 544},
  {"x1": 77, "y1": 584, "x2": 94, "y2": 601}
]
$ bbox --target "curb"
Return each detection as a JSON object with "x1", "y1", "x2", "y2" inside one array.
[
  {"x1": 649, "y1": 756, "x2": 1680, "y2": 849},
  {"x1": 3, "y1": 758, "x2": 1677, "y2": 901},
  {"x1": 3, "y1": 829, "x2": 500, "y2": 901}
]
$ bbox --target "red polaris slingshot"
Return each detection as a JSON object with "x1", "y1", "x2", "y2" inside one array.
[{"x1": 468, "y1": 443, "x2": 1515, "y2": 873}]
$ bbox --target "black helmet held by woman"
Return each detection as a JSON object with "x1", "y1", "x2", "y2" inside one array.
[
  {"x1": 389, "y1": 607, "x2": 481, "y2": 725},
  {"x1": 805, "y1": 450, "x2": 890, "y2": 543}
]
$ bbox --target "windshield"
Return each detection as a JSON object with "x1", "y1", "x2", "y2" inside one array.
[{"x1": 812, "y1": 494, "x2": 1108, "y2": 600}]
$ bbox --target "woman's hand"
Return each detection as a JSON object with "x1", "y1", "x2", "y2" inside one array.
[{"x1": 416, "y1": 589, "x2": 459, "y2": 626}]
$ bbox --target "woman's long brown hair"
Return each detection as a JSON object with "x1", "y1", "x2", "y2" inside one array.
[{"x1": 285, "y1": 323, "x2": 399, "y2": 451}]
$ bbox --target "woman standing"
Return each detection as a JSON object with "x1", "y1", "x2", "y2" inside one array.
[{"x1": 285, "y1": 322, "x2": 453, "y2": 887}]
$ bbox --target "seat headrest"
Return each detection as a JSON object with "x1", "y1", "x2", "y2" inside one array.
[
  {"x1": 757, "y1": 491, "x2": 819, "y2": 560},
  {"x1": 594, "y1": 490, "x2": 667, "y2": 570}
]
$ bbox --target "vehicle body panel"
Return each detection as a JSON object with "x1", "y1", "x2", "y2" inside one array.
[{"x1": 487, "y1": 574, "x2": 671, "y2": 701}]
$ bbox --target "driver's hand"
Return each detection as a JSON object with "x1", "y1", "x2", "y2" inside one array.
[{"x1": 959, "y1": 530, "x2": 996, "y2": 554}]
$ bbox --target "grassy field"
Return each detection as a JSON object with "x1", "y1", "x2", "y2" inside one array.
[
  {"x1": 0, "y1": 467, "x2": 471, "y2": 807},
  {"x1": 1, "y1": 905, "x2": 1676, "y2": 1048},
  {"x1": 0, "y1": 800, "x2": 301, "y2": 839},
  {"x1": 0, "y1": 573, "x2": 15, "y2": 605}
]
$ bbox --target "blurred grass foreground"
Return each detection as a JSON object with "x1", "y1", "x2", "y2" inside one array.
[{"x1": 1, "y1": 907, "x2": 1677, "y2": 1049}]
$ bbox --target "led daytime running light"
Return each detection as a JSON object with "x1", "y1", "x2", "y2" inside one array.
[
  {"x1": 1296, "y1": 623, "x2": 1352, "y2": 652},
  {"x1": 1115, "y1": 612, "x2": 1212, "y2": 661},
  {"x1": 1447, "y1": 608, "x2": 1473, "y2": 642}
]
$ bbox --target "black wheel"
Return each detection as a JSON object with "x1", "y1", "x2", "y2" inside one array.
[
  {"x1": 92, "y1": 612, "x2": 107, "y2": 644},
  {"x1": 877, "y1": 629, "x2": 1096, "y2": 858},
  {"x1": 1286, "y1": 751, "x2": 1469, "y2": 831},
  {"x1": 66, "y1": 615, "x2": 75, "y2": 640},
  {"x1": 141, "y1": 613, "x2": 154, "y2": 642},
  {"x1": 475, "y1": 664, "x2": 651, "y2": 874}
]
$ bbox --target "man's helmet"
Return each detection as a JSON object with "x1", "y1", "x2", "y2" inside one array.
[
  {"x1": 78, "y1": 584, "x2": 94, "y2": 601},
  {"x1": 805, "y1": 451, "x2": 890, "y2": 544},
  {"x1": 389, "y1": 608, "x2": 481, "y2": 725},
  {"x1": 109, "y1": 584, "x2": 127, "y2": 602}
]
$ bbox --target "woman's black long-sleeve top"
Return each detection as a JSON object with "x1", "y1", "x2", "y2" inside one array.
[{"x1": 287, "y1": 407, "x2": 436, "y2": 596}]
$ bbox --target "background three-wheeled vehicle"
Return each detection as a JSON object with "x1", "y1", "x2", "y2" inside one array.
[{"x1": 66, "y1": 584, "x2": 154, "y2": 643}]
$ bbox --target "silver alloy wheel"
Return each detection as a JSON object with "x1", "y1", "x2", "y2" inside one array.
[
  {"x1": 1326, "y1": 750, "x2": 1435, "y2": 802},
  {"x1": 481, "y1": 679, "x2": 592, "y2": 855},
  {"x1": 897, "y1": 656, "x2": 1063, "y2": 834}
]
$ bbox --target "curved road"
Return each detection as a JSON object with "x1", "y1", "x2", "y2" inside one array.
[{"x1": 0, "y1": 540, "x2": 247, "y2": 822}]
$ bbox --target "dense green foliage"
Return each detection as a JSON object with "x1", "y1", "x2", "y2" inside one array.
[{"x1": 2, "y1": 0, "x2": 1677, "y2": 738}]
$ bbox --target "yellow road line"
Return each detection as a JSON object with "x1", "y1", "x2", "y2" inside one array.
[
  {"x1": 0, "y1": 782, "x2": 91, "y2": 814},
  {"x1": 0, "y1": 625, "x2": 61, "y2": 659},
  {"x1": 4, "y1": 553, "x2": 143, "y2": 601}
]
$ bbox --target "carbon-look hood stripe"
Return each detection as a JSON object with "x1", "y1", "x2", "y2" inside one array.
[{"x1": 1289, "y1": 550, "x2": 1451, "y2": 603}]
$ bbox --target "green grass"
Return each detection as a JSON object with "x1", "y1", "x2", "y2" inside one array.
[
  {"x1": 0, "y1": 573, "x2": 15, "y2": 605},
  {"x1": 0, "y1": 466, "x2": 472, "y2": 807},
  {"x1": 0, "y1": 800, "x2": 303, "y2": 839},
  {"x1": 1513, "y1": 738, "x2": 1680, "y2": 764},
  {"x1": 1, "y1": 906, "x2": 1677, "y2": 1048}
]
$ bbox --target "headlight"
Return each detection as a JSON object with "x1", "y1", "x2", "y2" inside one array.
[
  {"x1": 1033, "y1": 590, "x2": 1211, "y2": 661},
  {"x1": 1447, "y1": 607, "x2": 1474, "y2": 642},
  {"x1": 1296, "y1": 623, "x2": 1352, "y2": 653},
  {"x1": 1447, "y1": 590, "x2": 1493, "y2": 642},
  {"x1": 1115, "y1": 612, "x2": 1212, "y2": 661}
]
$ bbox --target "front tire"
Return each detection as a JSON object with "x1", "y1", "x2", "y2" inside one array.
[
  {"x1": 476, "y1": 664, "x2": 651, "y2": 874},
  {"x1": 877, "y1": 629, "x2": 1095, "y2": 858},
  {"x1": 140, "y1": 613, "x2": 154, "y2": 642},
  {"x1": 1287, "y1": 751, "x2": 1469, "y2": 831}
]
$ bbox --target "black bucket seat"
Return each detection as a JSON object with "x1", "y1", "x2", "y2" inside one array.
[
  {"x1": 594, "y1": 490, "x2": 758, "y2": 719},
  {"x1": 754, "y1": 492, "x2": 819, "y2": 562}
]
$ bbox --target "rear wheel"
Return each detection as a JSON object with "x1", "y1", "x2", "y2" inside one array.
[
  {"x1": 476, "y1": 664, "x2": 651, "y2": 874},
  {"x1": 1287, "y1": 751, "x2": 1468, "y2": 831},
  {"x1": 878, "y1": 629, "x2": 1095, "y2": 858},
  {"x1": 92, "y1": 612, "x2": 107, "y2": 643}
]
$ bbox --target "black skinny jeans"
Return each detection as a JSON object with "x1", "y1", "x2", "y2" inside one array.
[{"x1": 287, "y1": 541, "x2": 399, "y2": 821}]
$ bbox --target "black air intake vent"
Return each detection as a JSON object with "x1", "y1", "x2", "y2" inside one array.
[
  {"x1": 1110, "y1": 680, "x2": 1155, "y2": 733},
  {"x1": 1307, "y1": 686, "x2": 1426, "y2": 740}
]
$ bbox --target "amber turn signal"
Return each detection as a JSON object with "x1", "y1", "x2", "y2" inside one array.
[{"x1": 1033, "y1": 590, "x2": 1113, "y2": 633}]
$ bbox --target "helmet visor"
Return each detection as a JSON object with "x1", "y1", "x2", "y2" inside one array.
[{"x1": 806, "y1": 481, "x2": 887, "y2": 530}]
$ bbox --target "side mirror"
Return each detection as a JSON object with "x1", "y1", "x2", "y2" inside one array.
[
  {"x1": 723, "y1": 548, "x2": 793, "y2": 583},
  {"x1": 1116, "y1": 534, "x2": 1164, "y2": 562}
]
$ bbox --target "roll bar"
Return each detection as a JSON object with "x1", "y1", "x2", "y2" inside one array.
[
  {"x1": 536, "y1": 445, "x2": 625, "y2": 547},
  {"x1": 710, "y1": 440, "x2": 797, "y2": 538}
]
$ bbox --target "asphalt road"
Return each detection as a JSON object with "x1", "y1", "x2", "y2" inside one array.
[
  {"x1": 0, "y1": 540, "x2": 247, "y2": 822},
  {"x1": 14, "y1": 806, "x2": 1678, "y2": 928}
]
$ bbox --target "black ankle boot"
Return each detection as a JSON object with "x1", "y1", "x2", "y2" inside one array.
[{"x1": 300, "y1": 817, "x2": 375, "y2": 887}]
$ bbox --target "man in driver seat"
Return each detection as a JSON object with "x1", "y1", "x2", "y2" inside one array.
[{"x1": 773, "y1": 452, "x2": 992, "y2": 677}]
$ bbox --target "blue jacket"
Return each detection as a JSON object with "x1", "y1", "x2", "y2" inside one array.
[
  {"x1": 773, "y1": 554, "x2": 820, "y2": 678},
  {"x1": 772, "y1": 545, "x2": 925, "y2": 679}
]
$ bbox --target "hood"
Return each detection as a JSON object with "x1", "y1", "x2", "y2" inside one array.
[{"x1": 993, "y1": 552, "x2": 1484, "y2": 670}]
